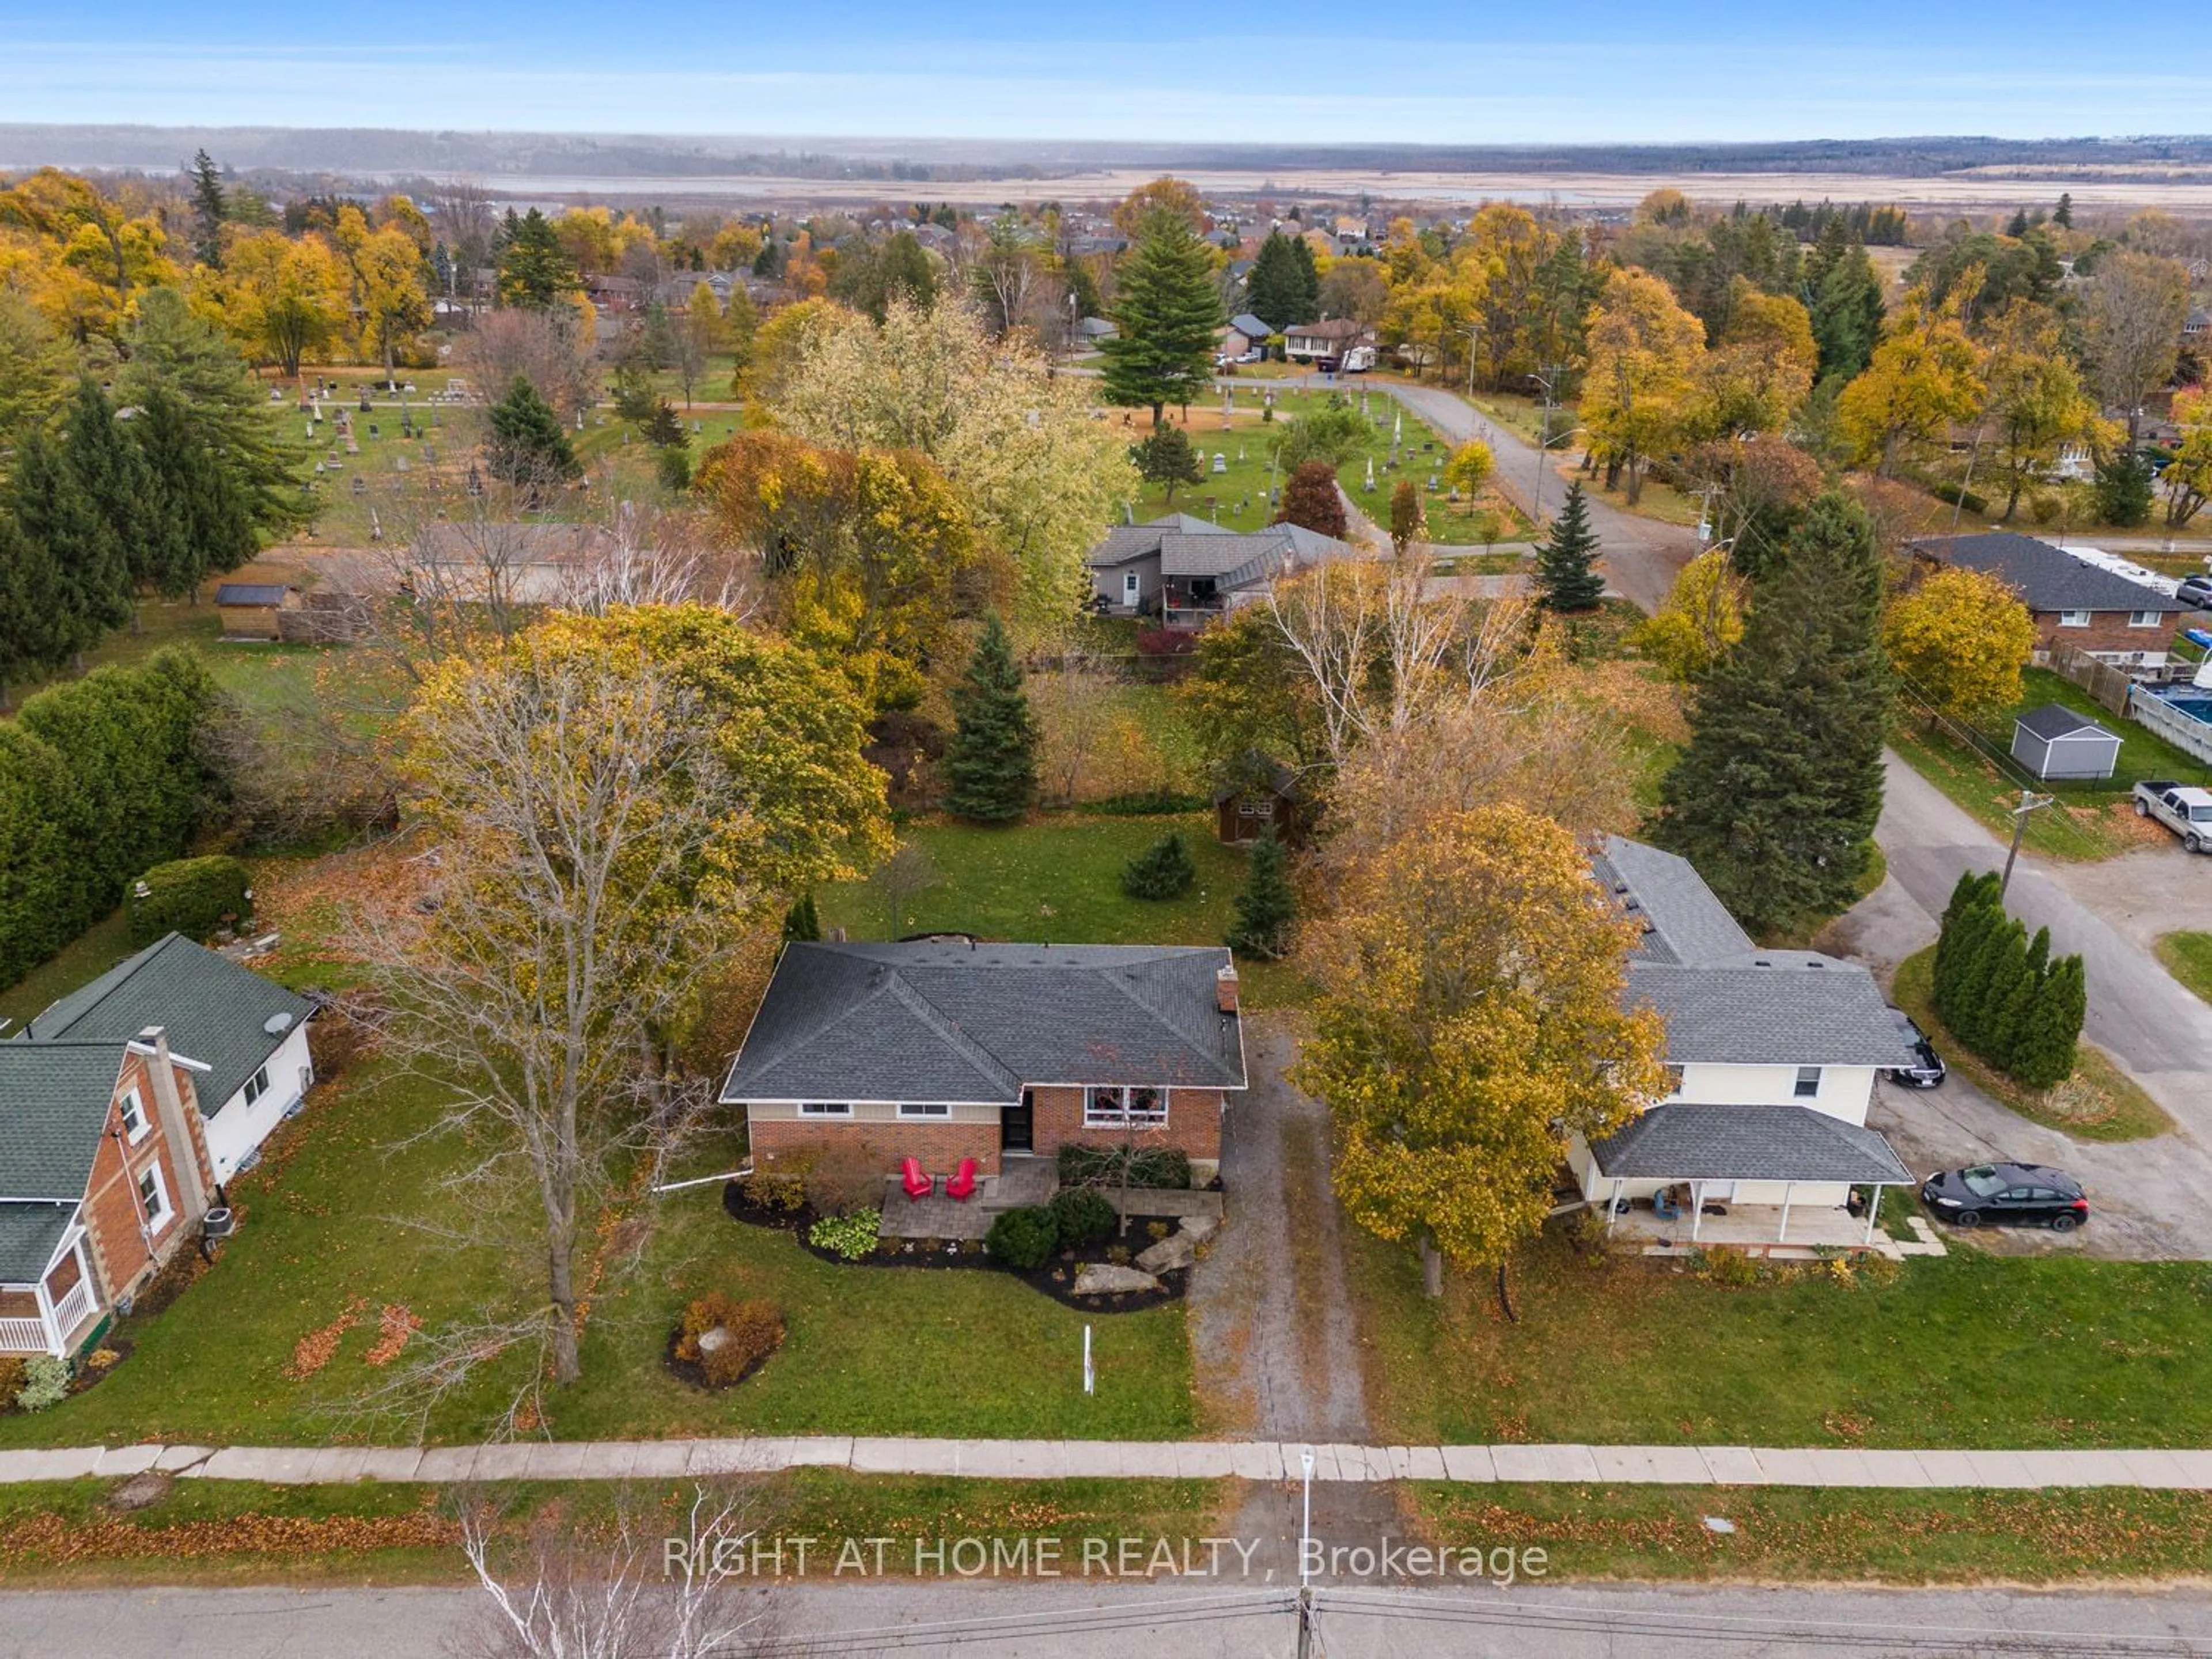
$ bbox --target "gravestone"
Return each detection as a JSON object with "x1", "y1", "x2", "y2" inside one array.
[
  {"x1": 422, "y1": 445, "x2": 437, "y2": 464},
  {"x1": 351, "y1": 475, "x2": 368, "y2": 495},
  {"x1": 367, "y1": 423, "x2": 378, "y2": 438},
  {"x1": 359, "y1": 393, "x2": 372, "y2": 412},
  {"x1": 1212, "y1": 453, "x2": 1228, "y2": 474}
]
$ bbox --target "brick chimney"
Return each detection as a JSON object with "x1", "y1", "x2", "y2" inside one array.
[
  {"x1": 1215, "y1": 964, "x2": 1240, "y2": 1014},
  {"x1": 133, "y1": 1027, "x2": 211, "y2": 1222}
]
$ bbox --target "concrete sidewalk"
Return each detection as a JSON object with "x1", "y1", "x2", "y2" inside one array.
[{"x1": 5, "y1": 1437, "x2": 2210, "y2": 1490}]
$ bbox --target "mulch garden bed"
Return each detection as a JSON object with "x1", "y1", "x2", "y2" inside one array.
[
  {"x1": 720, "y1": 1181, "x2": 1189, "y2": 1313},
  {"x1": 661, "y1": 1327, "x2": 779, "y2": 1393}
]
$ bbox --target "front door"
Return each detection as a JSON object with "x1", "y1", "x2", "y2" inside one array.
[{"x1": 1001, "y1": 1091, "x2": 1035, "y2": 1153}]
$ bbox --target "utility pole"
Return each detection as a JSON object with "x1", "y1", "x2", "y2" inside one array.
[
  {"x1": 1296, "y1": 1445, "x2": 1317, "y2": 1659},
  {"x1": 1530, "y1": 365, "x2": 1560, "y2": 526},
  {"x1": 2000, "y1": 789, "x2": 2056, "y2": 897},
  {"x1": 1463, "y1": 323, "x2": 1482, "y2": 399}
]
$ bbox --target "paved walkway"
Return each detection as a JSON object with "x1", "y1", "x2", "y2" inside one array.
[{"x1": 6, "y1": 1437, "x2": 2211, "y2": 1488}]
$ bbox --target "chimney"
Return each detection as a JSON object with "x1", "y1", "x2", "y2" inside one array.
[
  {"x1": 1216, "y1": 964, "x2": 1240, "y2": 1014},
  {"x1": 132, "y1": 1027, "x2": 211, "y2": 1223}
]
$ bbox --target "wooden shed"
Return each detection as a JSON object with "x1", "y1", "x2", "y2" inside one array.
[
  {"x1": 214, "y1": 582, "x2": 301, "y2": 642},
  {"x1": 2011, "y1": 702, "x2": 2121, "y2": 780},
  {"x1": 1212, "y1": 753, "x2": 1309, "y2": 847}
]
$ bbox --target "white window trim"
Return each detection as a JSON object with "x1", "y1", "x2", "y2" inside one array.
[
  {"x1": 1122, "y1": 571, "x2": 1141, "y2": 599},
  {"x1": 2056, "y1": 609, "x2": 2093, "y2": 628},
  {"x1": 797, "y1": 1102, "x2": 853, "y2": 1118},
  {"x1": 1084, "y1": 1085, "x2": 1169, "y2": 1127},
  {"x1": 2128, "y1": 609, "x2": 2163, "y2": 628},
  {"x1": 138, "y1": 1161, "x2": 174, "y2": 1236},
  {"x1": 243, "y1": 1065, "x2": 271, "y2": 1107},
  {"x1": 896, "y1": 1101, "x2": 951, "y2": 1119},
  {"x1": 1793, "y1": 1066, "x2": 1823, "y2": 1099},
  {"x1": 118, "y1": 1087, "x2": 151, "y2": 1146}
]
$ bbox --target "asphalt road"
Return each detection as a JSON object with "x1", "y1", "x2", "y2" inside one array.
[{"x1": 11, "y1": 1580, "x2": 2212, "y2": 1658}]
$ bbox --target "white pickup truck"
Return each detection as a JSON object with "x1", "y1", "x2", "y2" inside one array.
[{"x1": 2134, "y1": 781, "x2": 2212, "y2": 853}]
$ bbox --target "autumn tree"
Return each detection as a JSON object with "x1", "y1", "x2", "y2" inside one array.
[
  {"x1": 1580, "y1": 267, "x2": 1707, "y2": 503},
  {"x1": 1884, "y1": 566, "x2": 2036, "y2": 729},
  {"x1": 2084, "y1": 251, "x2": 2190, "y2": 446},
  {"x1": 1677, "y1": 437, "x2": 1823, "y2": 580},
  {"x1": 1836, "y1": 286, "x2": 1984, "y2": 476},
  {"x1": 1979, "y1": 299, "x2": 2100, "y2": 520},
  {"x1": 0, "y1": 293, "x2": 71, "y2": 468},
  {"x1": 1388, "y1": 479, "x2": 1425, "y2": 554},
  {"x1": 941, "y1": 612, "x2": 1040, "y2": 823},
  {"x1": 1698, "y1": 281, "x2": 1818, "y2": 437},
  {"x1": 1131, "y1": 422, "x2": 1202, "y2": 503},
  {"x1": 1276, "y1": 460, "x2": 1348, "y2": 539},
  {"x1": 214, "y1": 228, "x2": 349, "y2": 376},
  {"x1": 1635, "y1": 548, "x2": 1747, "y2": 681},
  {"x1": 2161, "y1": 387, "x2": 2212, "y2": 531},
  {"x1": 1100, "y1": 210, "x2": 1224, "y2": 423},
  {"x1": 335, "y1": 206, "x2": 431, "y2": 387},
  {"x1": 369, "y1": 608, "x2": 885, "y2": 1402},
  {"x1": 1294, "y1": 804, "x2": 1668, "y2": 1296},
  {"x1": 1654, "y1": 491, "x2": 1891, "y2": 934},
  {"x1": 1111, "y1": 177, "x2": 1206, "y2": 238},
  {"x1": 770, "y1": 294, "x2": 1134, "y2": 627},
  {"x1": 1442, "y1": 440, "x2": 1494, "y2": 503}
]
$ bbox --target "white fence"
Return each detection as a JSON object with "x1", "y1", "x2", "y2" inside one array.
[{"x1": 2131, "y1": 690, "x2": 2212, "y2": 767}]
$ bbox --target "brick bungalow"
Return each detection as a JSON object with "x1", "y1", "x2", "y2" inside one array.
[
  {"x1": 1907, "y1": 532, "x2": 2186, "y2": 656},
  {"x1": 720, "y1": 942, "x2": 1249, "y2": 1184},
  {"x1": 0, "y1": 1034, "x2": 215, "y2": 1358}
]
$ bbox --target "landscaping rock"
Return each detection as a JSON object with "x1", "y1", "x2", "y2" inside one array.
[
  {"x1": 1137, "y1": 1232, "x2": 1197, "y2": 1274},
  {"x1": 696, "y1": 1326, "x2": 730, "y2": 1355},
  {"x1": 1073, "y1": 1263, "x2": 1161, "y2": 1296},
  {"x1": 1180, "y1": 1214, "x2": 1219, "y2": 1245}
]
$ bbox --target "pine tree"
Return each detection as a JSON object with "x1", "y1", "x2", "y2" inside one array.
[
  {"x1": 1101, "y1": 210, "x2": 1224, "y2": 423},
  {"x1": 9, "y1": 431, "x2": 131, "y2": 667},
  {"x1": 2054, "y1": 192, "x2": 2074, "y2": 230},
  {"x1": 1653, "y1": 491, "x2": 1891, "y2": 934},
  {"x1": 782, "y1": 892, "x2": 821, "y2": 944},
  {"x1": 1122, "y1": 831, "x2": 1197, "y2": 899},
  {"x1": 1289, "y1": 235, "x2": 1321, "y2": 321},
  {"x1": 1933, "y1": 889, "x2": 1996, "y2": 1021},
  {"x1": 58, "y1": 379, "x2": 168, "y2": 601},
  {"x1": 1226, "y1": 829, "x2": 1296, "y2": 959},
  {"x1": 497, "y1": 208, "x2": 579, "y2": 310},
  {"x1": 189, "y1": 149, "x2": 227, "y2": 268},
  {"x1": 1534, "y1": 481, "x2": 1605, "y2": 611},
  {"x1": 486, "y1": 376, "x2": 581, "y2": 490},
  {"x1": 132, "y1": 388, "x2": 259, "y2": 596},
  {"x1": 1246, "y1": 230, "x2": 1315, "y2": 331},
  {"x1": 2012, "y1": 955, "x2": 2085, "y2": 1089},
  {"x1": 0, "y1": 514, "x2": 68, "y2": 704},
  {"x1": 1130, "y1": 423, "x2": 1202, "y2": 503},
  {"x1": 1965, "y1": 918, "x2": 2029, "y2": 1059},
  {"x1": 1275, "y1": 460, "x2": 1347, "y2": 539},
  {"x1": 941, "y1": 613, "x2": 1039, "y2": 824}
]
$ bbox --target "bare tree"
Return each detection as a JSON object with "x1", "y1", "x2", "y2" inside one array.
[
  {"x1": 355, "y1": 653, "x2": 753, "y2": 1393},
  {"x1": 1029, "y1": 647, "x2": 1124, "y2": 806},
  {"x1": 870, "y1": 842, "x2": 939, "y2": 938},
  {"x1": 427, "y1": 180, "x2": 498, "y2": 307},
  {"x1": 2086, "y1": 251, "x2": 2191, "y2": 445},
  {"x1": 550, "y1": 503, "x2": 761, "y2": 618},
  {"x1": 453, "y1": 1483, "x2": 786, "y2": 1659},
  {"x1": 460, "y1": 308, "x2": 601, "y2": 421}
]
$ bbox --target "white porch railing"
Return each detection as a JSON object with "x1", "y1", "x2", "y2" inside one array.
[
  {"x1": 0, "y1": 1315, "x2": 49, "y2": 1354},
  {"x1": 50, "y1": 1277, "x2": 97, "y2": 1344},
  {"x1": 0, "y1": 1277, "x2": 100, "y2": 1356}
]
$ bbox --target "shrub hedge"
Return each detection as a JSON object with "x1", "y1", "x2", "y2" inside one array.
[
  {"x1": 1055, "y1": 1143, "x2": 1192, "y2": 1191},
  {"x1": 128, "y1": 854, "x2": 251, "y2": 945},
  {"x1": 676, "y1": 1292, "x2": 785, "y2": 1387},
  {"x1": 1047, "y1": 1187, "x2": 1118, "y2": 1247},
  {"x1": 984, "y1": 1205, "x2": 1059, "y2": 1269}
]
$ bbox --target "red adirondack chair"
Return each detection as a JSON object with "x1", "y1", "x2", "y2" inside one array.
[
  {"x1": 945, "y1": 1157, "x2": 979, "y2": 1201},
  {"x1": 900, "y1": 1157, "x2": 933, "y2": 1200}
]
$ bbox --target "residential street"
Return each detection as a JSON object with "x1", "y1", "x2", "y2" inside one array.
[
  {"x1": 1828, "y1": 752, "x2": 2212, "y2": 1257},
  {"x1": 10, "y1": 1581, "x2": 2212, "y2": 1658}
]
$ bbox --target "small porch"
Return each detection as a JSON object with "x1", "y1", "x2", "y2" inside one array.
[
  {"x1": 881, "y1": 1156, "x2": 1057, "y2": 1241},
  {"x1": 1599, "y1": 1187, "x2": 1899, "y2": 1260},
  {"x1": 0, "y1": 1218, "x2": 104, "y2": 1359}
]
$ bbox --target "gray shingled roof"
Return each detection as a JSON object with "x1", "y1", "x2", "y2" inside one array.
[
  {"x1": 2014, "y1": 702, "x2": 2115, "y2": 744},
  {"x1": 27, "y1": 934, "x2": 314, "y2": 1115},
  {"x1": 722, "y1": 942, "x2": 1247, "y2": 1104},
  {"x1": 1914, "y1": 533, "x2": 2185, "y2": 614},
  {"x1": 215, "y1": 583, "x2": 291, "y2": 607},
  {"x1": 0, "y1": 1202, "x2": 77, "y2": 1284},
  {"x1": 1597, "y1": 837, "x2": 1918, "y2": 1067},
  {"x1": 1228, "y1": 313, "x2": 1273, "y2": 338},
  {"x1": 1590, "y1": 1103, "x2": 1914, "y2": 1184},
  {"x1": 0, "y1": 1041, "x2": 126, "y2": 1203},
  {"x1": 1596, "y1": 836, "x2": 1754, "y2": 966},
  {"x1": 1085, "y1": 516, "x2": 1229, "y2": 570},
  {"x1": 1160, "y1": 531, "x2": 1293, "y2": 580}
]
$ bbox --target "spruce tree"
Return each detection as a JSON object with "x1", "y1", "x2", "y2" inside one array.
[
  {"x1": 0, "y1": 515, "x2": 68, "y2": 704},
  {"x1": 2012, "y1": 956, "x2": 2085, "y2": 1089},
  {"x1": 487, "y1": 376, "x2": 581, "y2": 490},
  {"x1": 9, "y1": 431, "x2": 131, "y2": 666},
  {"x1": 1131, "y1": 423, "x2": 1202, "y2": 503},
  {"x1": 782, "y1": 892, "x2": 821, "y2": 944},
  {"x1": 59, "y1": 379, "x2": 169, "y2": 601},
  {"x1": 1101, "y1": 210, "x2": 1224, "y2": 423},
  {"x1": 1289, "y1": 236, "x2": 1321, "y2": 321},
  {"x1": 132, "y1": 388, "x2": 259, "y2": 595},
  {"x1": 1534, "y1": 480, "x2": 1605, "y2": 611},
  {"x1": 188, "y1": 149, "x2": 227, "y2": 268},
  {"x1": 1227, "y1": 829, "x2": 1296, "y2": 959},
  {"x1": 941, "y1": 613, "x2": 1039, "y2": 824},
  {"x1": 1246, "y1": 230, "x2": 1314, "y2": 331},
  {"x1": 1653, "y1": 491, "x2": 1891, "y2": 934},
  {"x1": 497, "y1": 208, "x2": 579, "y2": 310},
  {"x1": 1122, "y1": 831, "x2": 1197, "y2": 900}
]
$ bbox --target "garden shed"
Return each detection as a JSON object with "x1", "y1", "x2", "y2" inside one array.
[
  {"x1": 214, "y1": 582, "x2": 300, "y2": 641},
  {"x1": 2010, "y1": 702, "x2": 2121, "y2": 781}
]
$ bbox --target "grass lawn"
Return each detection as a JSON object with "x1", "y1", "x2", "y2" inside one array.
[
  {"x1": 0, "y1": 907, "x2": 134, "y2": 1034},
  {"x1": 1892, "y1": 945, "x2": 2172, "y2": 1142},
  {"x1": 0, "y1": 1045, "x2": 1196, "y2": 1449},
  {"x1": 816, "y1": 809, "x2": 1308, "y2": 1008},
  {"x1": 1351, "y1": 1227, "x2": 2212, "y2": 1450},
  {"x1": 1413, "y1": 1484, "x2": 2212, "y2": 1584},
  {"x1": 2155, "y1": 930, "x2": 2212, "y2": 1003}
]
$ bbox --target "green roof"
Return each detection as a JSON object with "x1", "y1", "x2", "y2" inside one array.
[
  {"x1": 26, "y1": 934, "x2": 315, "y2": 1115},
  {"x1": 0, "y1": 1040, "x2": 126, "y2": 1205}
]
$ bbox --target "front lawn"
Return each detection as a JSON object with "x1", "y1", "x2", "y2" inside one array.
[
  {"x1": 1351, "y1": 1227, "x2": 2212, "y2": 1450},
  {"x1": 0, "y1": 1056, "x2": 1197, "y2": 1449},
  {"x1": 1891, "y1": 945, "x2": 2171, "y2": 1142},
  {"x1": 816, "y1": 809, "x2": 1307, "y2": 1007},
  {"x1": 2155, "y1": 930, "x2": 2212, "y2": 1003}
]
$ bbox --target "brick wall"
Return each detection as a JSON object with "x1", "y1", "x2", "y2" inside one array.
[
  {"x1": 2032, "y1": 609, "x2": 2174, "y2": 655},
  {"x1": 1029, "y1": 1086, "x2": 1224, "y2": 1173},
  {"x1": 747, "y1": 1115, "x2": 1003, "y2": 1180},
  {"x1": 80, "y1": 1051, "x2": 211, "y2": 1305}
]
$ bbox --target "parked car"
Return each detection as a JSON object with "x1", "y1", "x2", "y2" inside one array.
[
  {"x1": 1920, "y1": 1162, "x2": 2088, "y2": 1231},
  {"x1": 2133, "y1": 781, "x2": 2212, "y2": 853},
  {"x1": 2175, "y1": 573, "x2": 2212, "y2": 610},
  {"x1": 1887, "y1": 1013, "x2": 1946, "y2": 1088}
]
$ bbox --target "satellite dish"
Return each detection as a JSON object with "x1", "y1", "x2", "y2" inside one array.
[{"x1": 263, "y1": 1012, "x2": 294, "y2": 1036}]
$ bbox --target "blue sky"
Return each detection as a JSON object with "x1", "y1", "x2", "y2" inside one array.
[{"x1": 1, "y1": 3, "x2": 2202, "y2": 143}]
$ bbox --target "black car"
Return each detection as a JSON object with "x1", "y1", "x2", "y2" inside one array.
[
  {"x1": 1921, "y1": 1163, "x2": 2088, "y2": 1231},
  {"x1": 1887, "y1": 1014, "x2": 1946, "y2": 1088}
]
